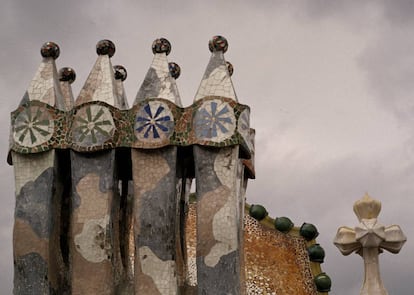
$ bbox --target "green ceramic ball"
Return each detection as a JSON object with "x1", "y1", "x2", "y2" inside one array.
[{"x1": 249, "y1": 204, "x2": 268, "y2": 221}]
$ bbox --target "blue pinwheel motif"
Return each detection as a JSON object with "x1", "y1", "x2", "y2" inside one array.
[
  {"x1": 194, "y1": 99, "x2": 236, "y2": 142},
  {"x1": 134, "y1": 101, "x2": 174, "y2": 142}
]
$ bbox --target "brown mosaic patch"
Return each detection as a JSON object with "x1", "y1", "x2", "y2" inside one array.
[
  {"x1": 71, "y1": 254, "x2": 113, "y2": 295},
  {"x1": 13, "y1": 218, "x2": 49, "y2": 261},
  {"x1": 74, "y1": 173, "x2": 111, "y2": 223},
  {"x1": 134, "y1": 260, "x2": 162, "y2": 295}
]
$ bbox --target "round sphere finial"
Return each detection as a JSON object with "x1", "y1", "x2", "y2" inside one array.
[
  {"x1": 59, "y1": 67, "x2": 76, "y2": 84},
  {"x1": 307, "y1": 244, "x2": 325, "y2": 263},
  {"x1": 41, "y1": 42, "x2": 60, "y2": 59},
  {"x1": 274, "y1": 216, "x2": 294, "y2": 233},
  {"x1": 96, "y1": 39, "x2": 116, "y2": 57},
  {"x1": 226, "y1": 61, "x2": 234, "y2": 76},
  {"x1": 300, "y1": 223, "x2": 319, "y2": 241},
  {"x1": 314, "y1": 273, "x2": 332, "y2": 292},
  {"x1": 249, "y1": 204, "x2": 268, "y2": 221},
  {"x1": 168, "y1": 62, "x2": 181, "y2": 79},
  {"x1": 209, "y1": 35, "x2": 228, "y2": 53},
  {"x1": 113, "y1": 65, "x2": 127, "y2": 81},
  {"x1": 152, "y1": 38, "x2": 171, "y2": 55}
]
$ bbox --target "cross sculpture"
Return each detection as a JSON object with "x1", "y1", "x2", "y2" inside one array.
[{"x1": 334, "y1": 194, "x2": 407, "y2": 295}]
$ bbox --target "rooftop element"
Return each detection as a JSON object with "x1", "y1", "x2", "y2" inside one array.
[
  {"x1": 135, "y1": 38, "x2": 182, "y2": 106},
  {"x1": 334, "y1": 194, "x2": 407, "y2": 295}
]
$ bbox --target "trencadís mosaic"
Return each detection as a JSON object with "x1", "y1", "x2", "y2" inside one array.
[{"x1": 10, "y1": 96, "x2": 252, "y2": 157}]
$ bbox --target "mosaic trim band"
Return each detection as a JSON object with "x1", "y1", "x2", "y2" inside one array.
[{"x1": 10, "y1": 96, "x2": 253, "y2": 157}]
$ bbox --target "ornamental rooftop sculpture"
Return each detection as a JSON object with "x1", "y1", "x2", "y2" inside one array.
[
  {"x1": 9, "y1": 36, "x2": 330, "y2": 294},
  {"x1": 334, "y1": 194, "x2": 407, "y2": 295}
]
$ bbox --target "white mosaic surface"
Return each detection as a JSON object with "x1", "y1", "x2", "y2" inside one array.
[
  {"x1": 76, "y1": 56, "x2": 118, "y2": 107},
  {"x1": 194, "y1": 51, "x2": 237, "y2": 101},
  {"x1": 74, "y1": 215, "x2": 111, "y2": 263},
  {"x1": 136, "y1": 53, "x2": 182, "y2": 106},
  {"x1": 26, "y1": 58, "x2": 65, "y2": 110},
  {"x1": 139, "y1": 246, "x2": 177, "y2": 295}
]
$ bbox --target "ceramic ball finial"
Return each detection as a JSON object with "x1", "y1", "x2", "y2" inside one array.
[
  {"x1": 58, "y1": 67, "x2": 76, "y2": 84},
  {"x1": 152, "y1": 38, "x2": 171, "y2": 55},
  {"x1": 168, "y1": 62, "x2": 181, "y2": 79},
  {"x1": 41, "y1": 42, "x2": 60, "y2": 59},
  {"x1": 96, "y1": 39, "x2": 116, "y2": 57},
  {"x1": 113, "y1": 65, "x2": 127, "y2": 81},
  {"x1": 208, "y1": 35, "x2": 228, "y2": 53}
]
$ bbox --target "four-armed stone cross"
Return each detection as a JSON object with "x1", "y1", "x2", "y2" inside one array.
[{"x1": 334, "y1": 194, "x2": 407, "y2": 295}]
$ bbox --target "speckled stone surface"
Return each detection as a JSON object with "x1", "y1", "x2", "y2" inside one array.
[{"x1": 244, "y1": 216, "x2": 318, "y2": 295}]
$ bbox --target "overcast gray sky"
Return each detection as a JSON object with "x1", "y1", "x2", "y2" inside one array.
[{"x1": 1, "y1": 0, "x2": 414, "y2": 294}]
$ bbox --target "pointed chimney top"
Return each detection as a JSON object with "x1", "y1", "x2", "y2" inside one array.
[
  {"x1": 194, "y1": 36, "x2": 237, "y2": 102},
  {"x1": 75, "y1": 40, "x2": 119, "y2": 107},
  {"x1": 134, "y1": 38, "x2": 182, "y2": 106},
  {"x1": 20, "y1": 42, "x2": 65, "y2": 109}
]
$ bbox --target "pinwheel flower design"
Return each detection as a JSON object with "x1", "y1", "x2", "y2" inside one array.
[
  {"x1": 72, "y1": 105, "x2": 115, "y2": 146},
  {"x1": 194, "y1": 99, "x2": 235, "y2": 142},
  {"x1": 135, "y1": 101, "x2": 174, "y2": 141},
  {"x1": 13, "y1": 105, "x2": 54, "y2": 147}
]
